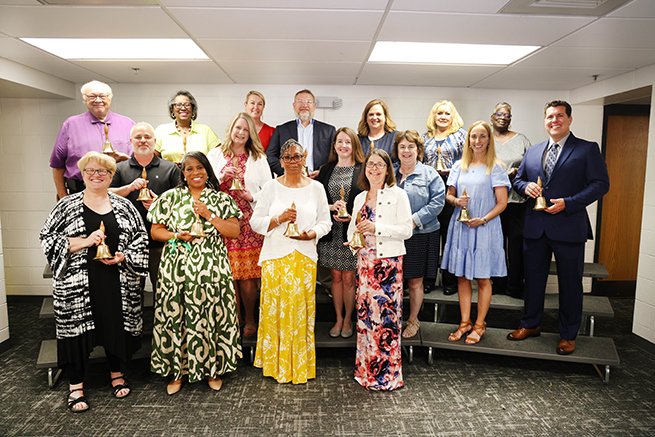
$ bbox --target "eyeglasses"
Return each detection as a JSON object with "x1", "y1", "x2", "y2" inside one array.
[
  {"x1": 494, "y1": 112, "x2": 512, "y2": 119},
  {"x1": 83, "y1": 168, "x2": 111, "y2": 176},
  {"x1": 282, "y1": 154, "x2": 304, "y2": 163},
  {"x1": 173, "y1": 103, "x2": 192, "y2": 109},
  {"x1": 294, "y1": 100, "x2": 315, "y2": 105},
  {"x1": 366, "y1": 162, "x2": 387, "y2": 169},
  {"x1": 85, "y1": 94, "x2": 109, "y2": 101},
  {"x1": 398, "y1": 144, "x2": 417, "y2": 151}
]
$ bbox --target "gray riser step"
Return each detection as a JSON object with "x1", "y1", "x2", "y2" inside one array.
[
  {"x1": 37, "y1": 337, "x2": 152, "y2": 369},
  {"x1": 420, "y1": 322, "x2": 619, "y2": 366},
  {"x1": 424, "y1": 291, "x2": 614, "y2": 318},
  {"x1": 40, "y1": 292, "x2": 154, "y2": 319}
]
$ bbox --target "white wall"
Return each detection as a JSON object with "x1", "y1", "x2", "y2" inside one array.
[
  {"x1": 3, "y1": 83, "x2": 609, "y2": 297},
  {"x1": 571, "y1": 64, "x2": 655, "y2": 344}
]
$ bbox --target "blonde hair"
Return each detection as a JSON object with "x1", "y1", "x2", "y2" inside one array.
[
  {"x1": 77, "y1": 151, "x2": 117, "y2": 174},
  {"x1": 460, "y1": 121, "x2": 504, "y2": 175},
  {"x1": 357, "y1": 99, "x2": 397, "y2": 137},
  {"x1": 245, "y1": 90, "x2": 266, "y2": 106},
  {"x1": 221, "y1": 112, "x2": 265, "y2": 161},
  {"x1": 425, "y1": 100, "x2": 464, "y2": 139}
]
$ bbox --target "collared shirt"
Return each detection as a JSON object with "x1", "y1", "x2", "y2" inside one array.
[
  {"x1": 111, "y1": 154, "x2": 180, "y2": 247},
  {"x1": 50, "y1": 110, "x2": 135, "y2": 181},
  {"x1": 296, "y1": 119, "x2": 315, "y2": 171},
  {"x1": 543, "y1": 132, "x2": 570, "y2": 169},
  {"x1": 154, "y1": 120, "x2": 221, "y2": 163}
]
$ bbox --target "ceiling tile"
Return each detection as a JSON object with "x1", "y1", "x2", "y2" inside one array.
[
  {"x1": 228, "y1": 75, "x2": 356, "y2": 85},
  {"x1": 199, "y1": 39, "x2": 369, "y2": 62},
  {"x1": 0, "y1": 6, "x2": 186, "y2": 37},
  {"x1": 604, "y1": 0, "x2": 655, "y2": 18},
  {"x1": 220, "y1": 61, "x2": 360, "y2": 78},
  {"x1": 357, "y1": 63, "x2": 503, "y2": 87},
  {"x1": 168, "y1": 7, "x2": 382, "y2": 40},
  {"x1": 474, "y1": 66, "x2": 632, "y2": 90},
  {"x1": 160, "y1": 0, "x2": 386, "y2": 9},
  {"x1": 378, "y1": 11, "x2": 595, "y2": 46},
  {"x1": 518, "y1": 46, "x2": 655, "y2": 70},
  {"x1": 554, "y1": 17, "x2": 655, "y2": 49},
  {"x1": 70, "y1": 60, "x2": 233, "y2": 83},
  {"x1": 391, "y1": 0, "x2": 508, "y2": 13}
]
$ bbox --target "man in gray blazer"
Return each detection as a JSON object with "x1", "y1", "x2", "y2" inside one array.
[{"x1": 266, "y1": 89, "x2": 336, "y2": 177}]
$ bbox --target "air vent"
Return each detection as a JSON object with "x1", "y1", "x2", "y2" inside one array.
[{"x1": 502, "y1": 0, "x2": 631, "y2": 16}]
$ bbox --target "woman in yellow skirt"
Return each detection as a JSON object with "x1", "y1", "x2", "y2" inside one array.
[{"x1": 250, "y1": 139, "x2": 332, "y2": 383}]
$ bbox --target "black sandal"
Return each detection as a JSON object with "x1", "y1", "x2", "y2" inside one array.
[
  {"x1": 111, "y1": 375, "x2": 131, "y2": 399},
  {"x1": 68, "y1": 389, "x2": 89, "y2": 413}
]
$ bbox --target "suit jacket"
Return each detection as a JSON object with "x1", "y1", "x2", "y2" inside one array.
[
  {"x1": 266, "y1": 119, "x2": 336, "y2": 176},
  {"x1": 513, "y1": 133, "x2": 609, "y2": 243},
  {"x1": 315, "y1": 161, "x2": 363, "y2": 243}
]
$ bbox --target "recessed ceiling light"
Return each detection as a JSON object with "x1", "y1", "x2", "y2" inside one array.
[
  {"x1": 369, "y1": 41, "x2": 540, "y2": 66},
  {"x1": 20, "y1": 38, "x2": 209, "y2": 60}
]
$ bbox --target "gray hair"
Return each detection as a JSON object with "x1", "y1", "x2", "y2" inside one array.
[
  {"x1": 81, "y1": 80, "x2": 112, "y2": 100},
  {"x1": 280, "y1": 139, "x2": 305, "y2": 157},
  {"x1": 130, "y1": 122, "x2": 155, "y2": 137}
]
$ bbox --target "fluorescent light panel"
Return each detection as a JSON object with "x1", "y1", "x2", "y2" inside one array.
[
  {"x1": 20, "y1": 38, "x2": 209, "y2": 60},
  {"x1": 369, "y1": 41, "x2": 540, "y2": 66}
]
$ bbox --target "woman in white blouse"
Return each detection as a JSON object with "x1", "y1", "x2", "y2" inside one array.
[
  {"x1": 250, "y1": 139, "x2": 332, "y2": 384},
  {"x1": 208, "y1": 112, "x2": 272, "y2": 338}
]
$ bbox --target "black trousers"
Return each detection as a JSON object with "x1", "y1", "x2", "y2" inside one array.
[
  {"x1": 64, "y1": 349, "x2": 123, "y2": 385},
  {"x1": 493, "y1": 202, "x2": 527, "y2": 297}
]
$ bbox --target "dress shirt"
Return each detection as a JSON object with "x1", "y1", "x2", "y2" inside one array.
[
  {"x1": 50, "y1": 111, "x2": 135, "y2": 181},
  {"x1": 542, "y1": 132, "x2": 569, "y2": 169},
  {"x1": 297, "y1": 119, "x2": 315, "y2": 171},
  {"x1": 154, "y1": 120, "x2": 220, "y2": 163}
]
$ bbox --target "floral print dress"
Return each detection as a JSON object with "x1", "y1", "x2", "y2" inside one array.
[{"x1": 354, "y1": 204, "x2": 404, "y2": 391}]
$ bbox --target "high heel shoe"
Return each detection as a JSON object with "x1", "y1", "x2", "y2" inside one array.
[
  {"x1": 465, "y1": 322, "x2": 487, "y2": 344},
  {"x1": 206, "y1": 376, "x2": 222, "y2": 391},
  {"x1": 166, "y1": 375, "x2": 187, "y2": 395},
  {"x1": 448, "y1": 321, "x2": 472, "y2": 341}
]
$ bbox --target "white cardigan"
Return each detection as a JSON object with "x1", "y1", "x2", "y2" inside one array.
[
  {"x1": 250, "y1": 179, "x2": 332, "y2": 264},
  {"x1": 347, "y1": 184, "x2": 413, "y2": 259},
  {"x1": 207, "y1": 148, "x2": 272, "y2": 207}
]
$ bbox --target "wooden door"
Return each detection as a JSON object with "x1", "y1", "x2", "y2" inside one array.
[{"x1": 596, "y1": 106, "x2": 650, "y2": 297}]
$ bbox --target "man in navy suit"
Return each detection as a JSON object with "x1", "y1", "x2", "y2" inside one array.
[
  {"x1": 507, "y1": 100, "x2": 609, "y2": 355},
  {"x1": 266, "y1": 89, "x2": 336, "y2": 177}
]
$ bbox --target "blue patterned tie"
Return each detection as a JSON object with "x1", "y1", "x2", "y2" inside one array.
[{"x1": 544, "y1": 143, "x2": 559, "y2": 180}]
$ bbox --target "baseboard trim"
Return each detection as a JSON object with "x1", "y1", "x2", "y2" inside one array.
[
  {"x1": 0, "y1": 338, "x2": 11, "y2": 356},
  {"x1": 631, "y1": 333, "x2": 655, "y2": 357}
]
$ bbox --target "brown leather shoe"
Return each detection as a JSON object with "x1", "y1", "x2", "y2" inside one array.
[
  {"x1": 556, "y1": 339, "x2": 576, "y2": 355},
  {"x1": 507, "y1": 326, "x2": 541, "y2": 341}
]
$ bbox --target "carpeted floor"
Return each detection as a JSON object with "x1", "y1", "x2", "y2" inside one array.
[{"x1": 0, "y1": 297, "x2": 654, "y2": 437}]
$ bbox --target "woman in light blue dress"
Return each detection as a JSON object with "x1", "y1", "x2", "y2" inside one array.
[{"x1": 441, "y1": 121, "x2": 510, "y2": 344}]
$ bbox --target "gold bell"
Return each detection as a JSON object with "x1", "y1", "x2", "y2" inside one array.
[
  {"x1": 102, "y1": 124, "x2": 114, "y2": 153},
  {"x1": 348, "y1": 211, "x2": 367, "y2": 249},
  {"x1": 283, "y1": 201, "x2": 301, "y2": 237},
  {"x1": 456, "y1": 189, "x2": 471, "y2": 222},
  {"x1": 533, "y1": 177, "x2": 548, "y2": 211},
  {"x1": 336, "y1": 185, "x2": 349, "y2": 218},
  {"x1": 435, "y1": 146, "x2": 446, "y2": 171},
  {"x1": 189, "y1": 216, "x2": 206, "y2": 237},
  {"x1": 229, "y1": 156, "x2": 244, "y2": 190},
  {"x1": 93, "y1": 221, "x2": 113, "y2": 260},
  {"x1": 136, "y1": 168, "x2": 153, "y2": 201}
]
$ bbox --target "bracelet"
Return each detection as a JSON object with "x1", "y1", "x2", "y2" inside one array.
[
  {"x1": 483, "y1": 217, "x2": 488, "y2": 226},
  {"x1": 173, "y1": 232, "x2": 179, "y2": 240},
  {"x1": 209, "y1": 213, "x2": 216, "y2": 222},
  {"x1": 274, "y1": 216, "x2": 281, "y2": 226}
]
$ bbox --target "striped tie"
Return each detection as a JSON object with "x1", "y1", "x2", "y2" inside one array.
[{"x1": 544, "y1": 143, "x2": 559, "y2": 180}]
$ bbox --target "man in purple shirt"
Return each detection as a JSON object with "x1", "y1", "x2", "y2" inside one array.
[{"x1": 50, "y1": 80, "x2": 134, "y2": 199}]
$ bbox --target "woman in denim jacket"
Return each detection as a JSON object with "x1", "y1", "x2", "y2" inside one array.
[{"x1": 393, "y1": 131, "x2": 446, "y2": 338}]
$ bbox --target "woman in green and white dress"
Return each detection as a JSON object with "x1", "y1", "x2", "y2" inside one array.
[{"x1": 148, "y1": 151, "x2": 242, "y2": 395}]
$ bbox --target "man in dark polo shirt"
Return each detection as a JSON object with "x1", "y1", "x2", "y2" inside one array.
[{"x1": 110, "y1": 122, "x2": 180, "y2": 290}]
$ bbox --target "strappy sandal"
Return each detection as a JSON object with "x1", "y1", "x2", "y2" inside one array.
[
  {"x1": 402, "y1": 319, "x2": 420, "y2": 338},
  {"x1": 243, "y1": 324, "x2": 257, "y2": 338},
  {"x1": 68, "y1": 389, "x2": 89, "y2": 413},
  {"x1": 465, "y1": 322, "x2": 487, "y2": 344},
  {"x1": 111, "y1": 375, "x2": 131, "y2": 399},
  {"x1": 448, "y1": 320, "x2": 473, "y2": 342}
]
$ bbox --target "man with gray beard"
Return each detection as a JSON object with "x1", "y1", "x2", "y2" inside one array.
[{"x1": 266, "y1": 89, "x2": 336, "y2": 178}]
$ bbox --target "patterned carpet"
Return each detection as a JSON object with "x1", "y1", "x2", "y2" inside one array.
[{"x1": 1, "y1": 297, "x2": 654, "y2": 437}]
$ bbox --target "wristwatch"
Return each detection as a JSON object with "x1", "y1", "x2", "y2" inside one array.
[
  {"x1": 209, "y1": 213, "x2": 216, "y2": 222},
  {"x1": 483, "y1": 217, "x2": 488, "y2": 226}
]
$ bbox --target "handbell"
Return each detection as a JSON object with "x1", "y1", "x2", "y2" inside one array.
[
  {"x1": 93, "y1": 221, "x2": 113, "y2": 260},
  {"x1": 102, "y1": 124, "x2": 115, "y2": 153},
  {"x1": 348, "y1": 211, "x2": 367, "y2": 249},
  {"x1": 136, "y1": 168, "x2": 153, "y2": 201},
  {"x1": 229, "y1": 178, "x2": 245, "y2": 191},
  {"x1": 435, "y1": 146, "x2": 446, "y2": 171},
  {"x1": 533, "y1": 177, "x2": 548, "y2": 211},
  {"x1": 456, "y1": 189, "x2": 471, "y2": 222},
  {"x1": 283, "y1": 221, "x2": 300, "y2": 237},
  {"x1": 337, "y1": 206, "x2": 349, "y2": 218},
  {"x1": 189, "y1": 215, "x2": 206, "y2": 237}
]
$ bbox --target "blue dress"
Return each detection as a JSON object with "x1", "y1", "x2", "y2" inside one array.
[{"x1": 441, "y1": 161, "x2": 511, "y2": 280}]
